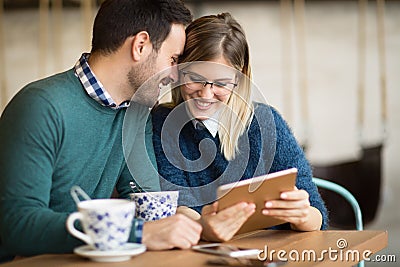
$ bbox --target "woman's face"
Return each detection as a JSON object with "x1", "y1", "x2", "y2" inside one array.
[{"x1": 179, "y1": 57, "x2": 237, "y2": 120}]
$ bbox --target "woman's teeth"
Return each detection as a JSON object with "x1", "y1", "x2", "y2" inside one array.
[{"x1": 195, "y1": 100, "x2": 212, "y2": 107}]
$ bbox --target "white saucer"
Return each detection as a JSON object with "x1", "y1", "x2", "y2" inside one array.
[{"x1": 74, "y1": 243, "x2": 146, "y2": 262}]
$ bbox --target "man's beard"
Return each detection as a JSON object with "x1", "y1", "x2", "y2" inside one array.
[{"x1": 127, "y1": 52, "x2": 160, "y2": 108}]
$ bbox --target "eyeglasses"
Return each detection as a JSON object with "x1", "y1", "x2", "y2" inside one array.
[{"x1": 180, "y1": 70, "x2": 237, "y2": 96}]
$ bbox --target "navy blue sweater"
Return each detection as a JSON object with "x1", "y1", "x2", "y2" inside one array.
[{"x1": 152, "y1": 103, "x2": 328, "y2": 229}]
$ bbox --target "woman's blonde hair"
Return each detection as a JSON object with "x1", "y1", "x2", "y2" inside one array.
[{"x1": 171, "y1": 12, "x2": 253, "y2": 160}]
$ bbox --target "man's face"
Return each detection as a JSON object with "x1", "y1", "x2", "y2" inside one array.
[
  {"x1": 154, "y1": 23, "x2": 186, "y2": 85},
  {"x1": 129, "y1": 24, "x2": 186, "y2": 107}
]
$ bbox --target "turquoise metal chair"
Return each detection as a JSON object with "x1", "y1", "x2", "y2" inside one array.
[{"x1": 312, "y1": 177, "x2": 364, "y2": 267}]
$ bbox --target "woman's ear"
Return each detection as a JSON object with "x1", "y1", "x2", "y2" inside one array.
[{"x1": 132, "y1": 31, "x2": 151, "y2": 61}]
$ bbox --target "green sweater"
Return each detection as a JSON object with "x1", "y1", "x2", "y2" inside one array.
[{"x1": 0, "y1": 69, "x2": 158, "y2": 259}]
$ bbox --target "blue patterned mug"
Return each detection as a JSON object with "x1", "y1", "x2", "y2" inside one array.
[
  {"x1": 66, "y1": 199, "x2": 135, "y2": 251},
  {"x1": 130, "y1": 191, "x2": 179, "y2": 221}
]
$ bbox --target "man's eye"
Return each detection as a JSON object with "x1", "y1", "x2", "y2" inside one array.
[{"x1": 171, "y1": 57, "x2": 178, "y2": 64}]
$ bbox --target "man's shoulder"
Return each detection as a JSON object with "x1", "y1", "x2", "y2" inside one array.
[
  {"x1": 7, "y1": 69, "x2": 82, "y2": 111},
  {"x1": 22, "y1": 69, "x2": 77, "y2": 97},
  {"x1": 1, "y1": 69, "x2": 83, "y2": 124},
  {"x1": 9, "y1": 69, "x2": 75, "y2": 106}
]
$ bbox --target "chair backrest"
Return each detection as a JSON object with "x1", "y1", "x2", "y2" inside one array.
[
  {"x1": 313, "y1": 177, "x2": 363, "y2": 231},
  {"x1": 313, "y1": 177, "x2": 364, "y2": 267}
]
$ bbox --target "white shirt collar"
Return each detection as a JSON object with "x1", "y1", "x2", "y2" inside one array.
[
  {"x1": 201, "y1": 118, "x2": 219, "y2": 138},
  {"x1": 191, "y1": 112, "x2": 220, "y2": 138}
]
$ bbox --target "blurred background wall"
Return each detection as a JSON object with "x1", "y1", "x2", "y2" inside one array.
[{"x1": 0, "y1": 0, "x2": 398, "y2": 265}]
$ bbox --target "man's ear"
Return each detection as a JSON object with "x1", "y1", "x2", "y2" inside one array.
[{"x1": 132, "y1": 31, "x2": 151, "y2": 61}]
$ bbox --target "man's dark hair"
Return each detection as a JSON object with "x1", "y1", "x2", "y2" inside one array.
[{"x1": 91, "y1": 0, "x2": 192, "y2": 55}]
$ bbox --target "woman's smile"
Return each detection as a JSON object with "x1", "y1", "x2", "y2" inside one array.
[{"x1": 193, "y1": 99, "x2": 217, "y2": 110}]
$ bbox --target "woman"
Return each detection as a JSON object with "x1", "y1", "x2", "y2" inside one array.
[{"x1": 152, "y1": 13, "x2": 328, "y2": 241}]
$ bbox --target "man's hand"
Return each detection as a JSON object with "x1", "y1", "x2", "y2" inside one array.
[
  {"x1": 200, "y1": 202, "x2": 256, "y2": 242},
  {"x1": 142, "y1": 214, "x2": 202, "y2": 250},
  {"x1": 176, "y1": 206, "x2": 201, "y2": 221}
]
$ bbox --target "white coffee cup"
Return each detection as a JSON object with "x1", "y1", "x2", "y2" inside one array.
[
  {"x1": 66, "y1": 199, "x2": 135, "y2": 251},
  {"x1": 130, "y1": 191, "x2": 179, "y2": 221}
]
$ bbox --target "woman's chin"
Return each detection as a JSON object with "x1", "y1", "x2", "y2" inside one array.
[
  {"x1": 191, "y1": 107, "x2": 220, "y2": 120},
  {"x1": 194, "y1": 115, "x2": 210, "y2": 121}
]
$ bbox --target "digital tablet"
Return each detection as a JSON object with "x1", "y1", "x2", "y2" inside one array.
[{"x1": 216, "y1": 168, "x2": 297, "y2": 235}]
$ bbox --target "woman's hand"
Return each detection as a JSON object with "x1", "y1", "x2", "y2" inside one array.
[
  {"x1": 262, "y1": 187, "x2": 322, "y2": 231},
  {"x1": 199, "y1": 201, "x2": 256, "y2": 242}
]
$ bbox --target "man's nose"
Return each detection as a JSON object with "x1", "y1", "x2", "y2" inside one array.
[{"x1": 169, "y1": 65, "x2": 179, "y2": 83}]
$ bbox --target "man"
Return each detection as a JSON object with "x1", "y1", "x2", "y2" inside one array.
[{"x1": 0, "y1": 0, "x2": 201, "y2": 262}]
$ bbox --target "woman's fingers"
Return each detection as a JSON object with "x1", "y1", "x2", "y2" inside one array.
[
  {"x1": 280, "y1": 189, "x2": 309, "y2": 200},
  {"x1": 262, "y1": 188, "x2": 311, "y2": 225},
  {"x1": 264, "y1": 198, "x2": 310, "y2": 210},
  {"x1": 262, "y1": 206, "x2": 310, "y2": 217},
  {"x1": 263, "y1": 189, "x2": 309, "y2": 209}
]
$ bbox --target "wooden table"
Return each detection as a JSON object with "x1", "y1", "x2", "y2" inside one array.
[{"x1": 2, "y1": 230, "x2": 388, "y2": 267}]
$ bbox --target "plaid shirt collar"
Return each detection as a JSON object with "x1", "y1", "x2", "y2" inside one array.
[{"x1": 74, "y1": 53, "x2": 130, "y2": 109}]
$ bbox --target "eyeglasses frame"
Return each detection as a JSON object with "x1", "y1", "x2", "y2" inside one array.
[{"x1": 180, "y1": 70, "x2": 238, "y2": 96}]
